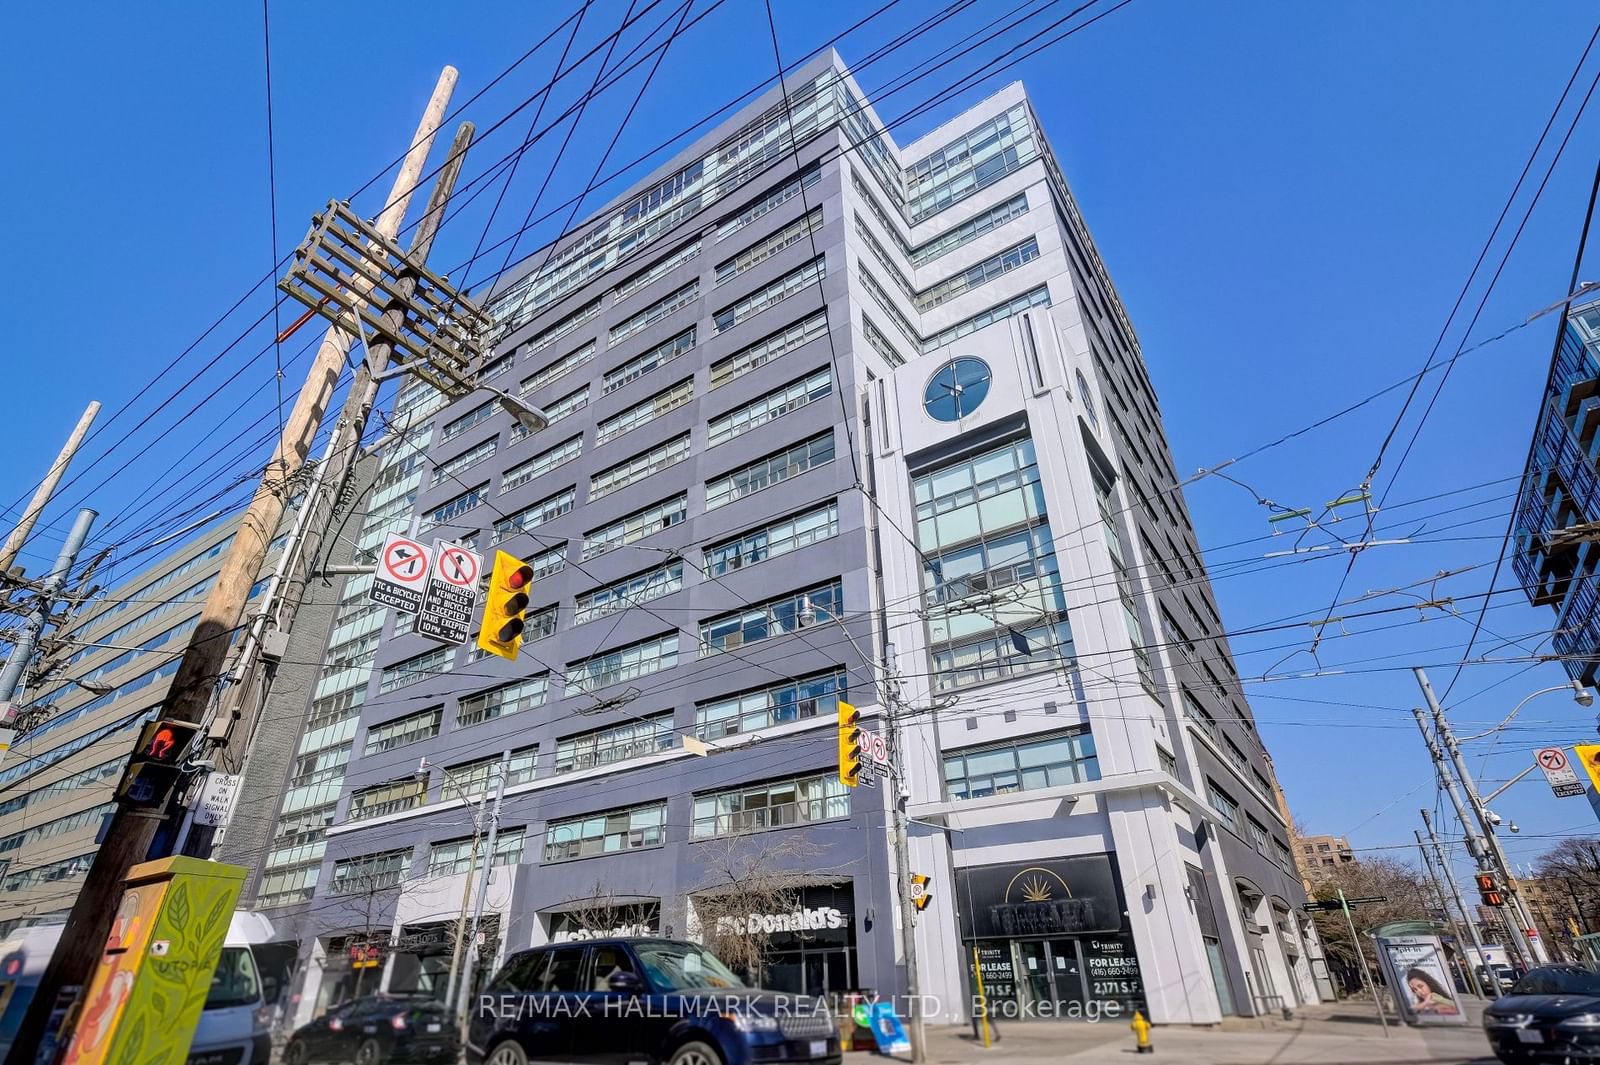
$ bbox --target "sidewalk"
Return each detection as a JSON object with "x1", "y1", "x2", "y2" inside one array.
[{"x1": 916, "y1": 1002, "x2": 1500, "y2": 1064}]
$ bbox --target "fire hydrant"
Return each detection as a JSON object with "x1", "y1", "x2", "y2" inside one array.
[{"x1": 1131, "y1": 1010, "x2": 1153, "y2": 1054}]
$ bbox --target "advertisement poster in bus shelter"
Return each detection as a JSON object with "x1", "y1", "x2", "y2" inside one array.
[{"x1": 1374, "y1": 933, "x2": 1466, "y2": 1027}]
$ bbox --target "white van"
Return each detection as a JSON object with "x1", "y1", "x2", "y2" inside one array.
[{"x1": 0, "y1": 911, "x2": 276, "y2": 1064}]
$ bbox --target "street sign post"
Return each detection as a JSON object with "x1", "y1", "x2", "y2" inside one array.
[
  {"x1": 1535, "y1": 747, "x2": 1586, "y2": 798},
  {"x1": 371, "y1": 534, "x2": 431, "y2": 614},
  {"x1": 418, "y1": 542, "x2": 480, "y2": 643}
]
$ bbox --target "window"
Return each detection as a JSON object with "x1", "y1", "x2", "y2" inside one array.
[
  {"x1": 706, "y1": 431, "x2": 834, "y2": 510},
  {"x1": 692, "y1": 772, "x2": 849, "y2": 838},
  {"x1": 521, "y1": 341, "x2": 597, "y2": 397},
  {"x1": 1272, "y1": 838, "x2": 1293, "y2": 874},
  {"x1": 582, "y1": 493, "x2": 687, "y2": 559},
  {"x1": 575, "y1": 562, "x2": 684, "y2": 625},
  {"x1": 703, "y1": 501, "x2": 839, "y2": 577},
  {"x1": 1183, "y1": 690, "x2": 1218, "y2": 741},
  {"x1": 915, "y1": 239, "x2": 1040, "y2": 311},
  {"x1": 707, "y1": 368, "x2": 832, "y2": 447},
  {"x1": 424, "y1": 483, "x2": 489, "y2": 531},
  {"x1": 943, "y1": 729, "x2": 1099, "y2": 799},
  {"x1": 443, "y1": 747, "x2": 538, "y2": 799},
  {"x1": 527, "y1": 545, "x2": 568, "y2": 582},
  {"x1": 457, "y1": 675, "x2": 549, "y2": 728},
  {"x1": 716, "y1": 163, "x2": 820, "y2": 240},
  {"x1": 504, "y1": 296, "x2": 601, "y2": 356},
  {"x1": 502, "y1": 436, "x2": 583, "y2": 492},
  {"x1": 715, "y1": 207, "x2": 822, "y2": 284},
  {"x1": 492, "y1": 487, "x2": 575, "y2": 544},
  {"x1": 700, "y1": 580, "x2": 841, "y2": 655},
  {"x1": 591, "y1": 435, "x2": 692, "y2": 501},
  {"x1": 853, "y1": 215, "x2": 915, "y2": 301},
  {"x1": 861, "y1": 315, "x2": 907, "y2": 368},
  {"x1": 709, "y1": 311, "x2": 827, "y2": 388},
  {"x1": 428, "y1": 829, "x2": 526, "y2": 876},
  {"x1": 904, "y1": 103, "x2": 1039, "y2": 223},
  {"x1": 1157, "y1": 746, "x2": 1177, "y2": 776},
  {"x1": 379, "y1": 647, "x2": 452, "y2": 692},
  {"x1": 614, "y1": 238, "x2": 702, "y2": 304},
  {"x1": 2, "y1": 853, "x2": 95, "y2": 893},
  {"x1": 1246, "y1": 815, "x2": 1269, "y2": 854},
  {"x1": 329, "y1": 848, "x2": 412, "y2": 894},
  {"x1": 596, "y1": 380, "x2": 694, "y2": 445},
  {"x1": 439, "y1": 400, "x2": 495, "y2": 444},
  {"x1": 913, "y1": 437, "x2": 1074, "y2": 690},
  {"x1": 365, "y1": 707, "x2": 442, "y2": 754},
  {"x1": 602, "y1": 329, "x2": 696, "y2": 395},
  {"x1": 1206, "y1": 780, "x2": 1239, "y2": 830},
  {"x1": 566, "y1": 632, "x2": 679, "y2": 694},
  {"x1": 348, "y1": 776, "x2": 428, "y2": 822},
  {"x1": 554, "y1": 712, "x2": 674, "y2": 774},
  {"x1": 712, "y1": 256, "x2": 824, "y2": 333},
  {"x1": 922, "y1": 286, "x2": 1051, "y2": 354},
  {"x1": 695, "y1": 668, "x2": 844, "y2": 740},
  {"x1": 609, "y1": 281, "x2": 699, "y2": 346},
  {"x1": 859, "y1": 269, "x2": 920, "y2": 350},
  {"x1": 432, "y1": 438, "x2": 498, "y2": 488},
  {"x1": 910, "y1": 193, "x2": 1030, "y2": 267},
  {"x1": 545, "y1": 802, "x2": 666, "y2": 861},
  {"x1": 0, "y1": 803, "x2": 114, "y2": 856}
]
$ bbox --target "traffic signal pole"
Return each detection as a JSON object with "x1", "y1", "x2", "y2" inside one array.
[
  {"x1": 1416, "y1": 819, "x2": 1487, "y2": 998},
  {"x1": 0, "y1": 508, "x2": 97, "y2": 719},
  {"x1": 0, "y1": 70, "x2": 460, "y2": 1065},
  {"x1": 1410, "y1": 705, "x2": 1534, "y2": 970},
  {"x1": 1414, "y1": 668, "x2": 1548, "y2": 964}
]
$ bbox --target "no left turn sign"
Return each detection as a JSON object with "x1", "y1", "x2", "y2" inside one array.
[
  {"x1": 371, "y1": 535, "x2": 431, "y2": 615},
  {"x1": 1535, "y1": 746, "x2": 1585, "y2": 798},
  {"x1": 1538, "y1": 748, "x2": 1570, "y2": 772}
]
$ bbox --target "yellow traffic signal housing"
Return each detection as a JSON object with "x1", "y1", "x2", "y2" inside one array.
[
  {"x1": 838, "y1": 701, "x2": 862, "y2": 787},
  {"x1": 477, "y1": 551, "x2": 535, "y2": 660}
]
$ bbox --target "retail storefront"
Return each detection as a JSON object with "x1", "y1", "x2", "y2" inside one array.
[
  {"x1": 546, "y1": 901, "x2": 660, "y2": 943},
  {"x1": 956, "y1": 855, "x2": 1146, "y2": 1021},
  {"x1": 696, "y1": 882, "x2": 859, "y2": 1000}
]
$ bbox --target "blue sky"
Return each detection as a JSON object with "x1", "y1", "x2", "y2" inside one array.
[{"x1": 4, "y1": 0, "x2": 1600, "y2": 885}]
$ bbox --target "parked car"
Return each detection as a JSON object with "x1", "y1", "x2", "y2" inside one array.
[
  {"x1": 1479, "y1": 965, "x2": 1520, "y2": 996},
  {"x1": 1483, "y1": 964, "x2": 1600, "y2": 1063},
  {"x1": 283, "y1": 994, "x2": 456, "y2": 1065},
  {"x1": 466, "y1": 938, "x2": 842, "y2": 1065}
]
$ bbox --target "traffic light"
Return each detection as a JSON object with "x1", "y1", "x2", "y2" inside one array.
[
  {"x1": 838, "y1": 701, "x2": 862, "y2": 788},
  {"x1": 1475, "y1": 872, "x2": 1506, "y2": 907},
  {"x1": 477, "y1": 551, "x2": 536, "y2": 660},
  {"x1": 116, "y1": 718, "x2": 202, "y2": 810}
]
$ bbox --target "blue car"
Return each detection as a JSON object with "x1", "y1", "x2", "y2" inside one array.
[{"x1": 466, "y1": 938, "x2": 842, "y2": 1065}]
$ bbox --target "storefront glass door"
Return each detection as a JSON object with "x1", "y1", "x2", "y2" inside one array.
[{"x1": 1016, "y1": 940, "x2": 1086, "y2": 1015}]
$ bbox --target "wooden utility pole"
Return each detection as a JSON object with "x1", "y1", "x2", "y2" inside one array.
[
  {"x1": 0, "y1": 68, "x2": 459, "y2": 1064},
  {"x1": 0, "y1": 401, "x2": 100, "y2": 578},
  {"x1": 181, "y1": 119, "x2": 478, "y2": 859}
]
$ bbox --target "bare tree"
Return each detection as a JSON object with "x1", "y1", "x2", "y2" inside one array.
[
  {"x1": 690, "y1": 829, "x2": 828, "y2": 982},
  {"x1": 1306, "y1": 856, "x2": 1432, "y2": 984},
  {"x1": 558, "y1": 879, "x2": 659, "y2": 940}
]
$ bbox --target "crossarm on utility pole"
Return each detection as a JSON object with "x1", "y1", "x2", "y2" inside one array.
[{"x1": 0, "y1": 67, "x2": 459, "y2": 1065}]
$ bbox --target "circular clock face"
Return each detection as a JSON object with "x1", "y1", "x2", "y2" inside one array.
[{"x1": 923, "y1": 357, "x2": 992, "y2": 422}]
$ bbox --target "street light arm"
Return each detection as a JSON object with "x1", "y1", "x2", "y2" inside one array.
[{"x1": 1461, "y1": 683, "x2": 1591, "y2": 741}]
